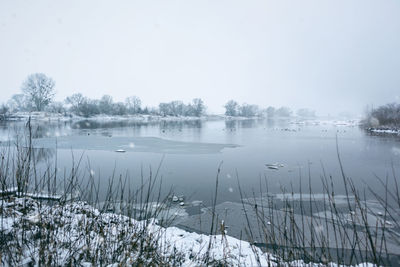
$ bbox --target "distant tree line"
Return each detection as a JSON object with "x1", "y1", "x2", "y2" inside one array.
[
  {"x1": 1, "y1": 73, "x2": 206, "y2": 118},
  {"x1": 223, "y1": 100, "x2": 316, "y2": 118},
  {"x1": 64, "y1": 94, "x2": 150, "y2": 117},
  {"x1": 364, "y1": 103, "x2": 400, "y2": 126},
  {"x1": 159, "y1": 99, "x2": 205, "y2": 117},
  {"x1": 0, "y1": 73, "x2": 317, "y2": 120},
  {"x1": 224, "y1": 100, "x2": 259, "y2": 117}
]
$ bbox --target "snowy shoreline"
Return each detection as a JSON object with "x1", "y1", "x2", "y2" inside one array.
[
  {"x1": 0, "y1": 196, "x2": 375, "y2": 266},
  {"x1": 366, "y1": 127, "x2": 400, "y2": 135},
  {"x1": 4, "y1": 111, "x2": 216, "y2": 123},
  {"x1": 3, "y1": 111, "x2": 363, "y2": 125}
]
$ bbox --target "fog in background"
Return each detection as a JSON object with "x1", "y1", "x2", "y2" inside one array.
[{"x1": 1, "y1": 0, "x2": 399, "y2": 116}]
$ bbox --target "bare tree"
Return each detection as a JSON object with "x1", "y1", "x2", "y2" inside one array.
[
  {"x1": 275, "y1": 106, "x2": 292, "y2": 117},
  {"x1": 99, "y1": 95, "x2": 113, "y2": 114},
  {"x1": 46, "y1": 101, "x2": 66, "y2": 114},
  {"x1": 239, "y1": 103, "x2": 258, "y2": 117},
  {"x1": 265, "y1": 106, "x2": 275, "y2": 117},
  {"x1": 65, "y1": 93, "x2": 85, "y2": 113},
  {"x1": 125, "y1": 96, "x2": 142, "y2": 114},
  {"x1": 21, "y1": 73, "x2": 55, "y2": 111},
  {"x1": 0, "y1": 104, "x2": 9, "y2": 120},
  {"x1": 296, "y1": 108, "x2": 316, "y2": 118},
  {"x1": 158, "y1": 101, "x2": 185, "y2": 116},
  {"x1": 7, "y1": 94, "x2": 29, "y2": 112},
  {"x1": 112, "y1": 102, "x2": 127, "y2": 115},
  {"x1": 370, "y1": 103, "x2": 400, "y2": 126},
  {"x1": 191, "y1": 98, "x2": 205, "y2": 117},
  {"x1": 159, "y1": 103, "x2": 170, "y2": 116},
  {"x1": 65, "y1": 93, "x2": 100, "y2": 117},
  {"x1": 224, "y1": 100, "x2": 239, "y2": 116}
]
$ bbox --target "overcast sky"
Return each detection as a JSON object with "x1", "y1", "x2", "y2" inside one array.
[{"x1": 1, "y1": 0, "x2": 399, "y2": 115}]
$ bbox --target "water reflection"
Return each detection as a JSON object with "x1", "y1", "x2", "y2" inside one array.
[
  {"x1": 159, "y1": 120, "x2": 203, "y2": 140},
  {"x1": 265, "y1": 118, "x2": 276, "y2": 128},
  {"x1": 159, "y1": 120, "x2": 202, "y2": 130},
  {"x1": 237, "y1": 119, "x2": 258, "y2": 128},
  {"x1": 71, "y1": 120, "x2": 158, "y2": 129},
  {"x1": 1, "y1": 122, "x2": 69, "y2": 141},
  {"x1": 71, "y1": 119, "x2": 204, "y2": 136},
  {"x1": 225, "y1": 120, "x2": 237, "y2": 130}
]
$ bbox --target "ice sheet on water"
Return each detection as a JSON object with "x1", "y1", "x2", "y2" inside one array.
[{"x1": 29, "y1": 135, "x2": 238, "y2": 154}]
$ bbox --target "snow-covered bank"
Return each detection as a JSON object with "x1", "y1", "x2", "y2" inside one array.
[
  {"x1": 0, "y1": 197, "x2": 375, "y2": 266},
  {"x1": 367, "y1": 127, "x2": 400, "y2": 135},
  {"x1": 4, "y1": 111, "x2": 212, "y2": 123},
  {"x1": 5, "y1": 112, "x2": 363, "y2": 126},
  {"x1": 0, "y1": 197, "x2": 271, "y2": 266}
]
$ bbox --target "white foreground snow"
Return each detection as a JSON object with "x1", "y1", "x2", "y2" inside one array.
[{"x1": 0, "y1": 197, "x2": 375, "y2": 266}]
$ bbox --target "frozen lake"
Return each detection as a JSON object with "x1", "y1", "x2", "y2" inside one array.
[{"x1": 1, "y1": 117, "x2": 400, "y2": 205}]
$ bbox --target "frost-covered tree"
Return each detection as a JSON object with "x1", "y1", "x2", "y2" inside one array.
[
  {"x1": 265, "y1": 106, "x2": 275, "y2": 117},
  {"x1": 370, "y1": 103, "x2": 400, "y2": 126},
  {"x1": 0, "y1": 104, "x2": 9, "y2": 120},
  {"x1": 296, "y1": 108, "x2": 316, "y2": 118},
  {"x1": 158, "y1": 99, "x2": 205, "y2": 117},
  {"x1": 170, "y1": 101, "x2": 184, "y2": 116},
  {"x1": 46, "y1": 101, "x2": 66, "y2": 114},
  {"x1": 7, "y1": 94, "x2": 29, "y2": 112},
  {"x1": 21, "y1": 73, "x2": 55, "y2": 111},
  {"x1": 159, "y1": 101, "x2": 184, "y2": 116},
  {"x1": 99, "y1": 95, "x2": 114, "y2": 114},
  {"x1": 65, "y1": 93, "x2": 85, "y2": 114},
  {"x1": 111, "y1": 102, "x2": 127, "y2": 115},
  {"x1": 77, "y1": 99, "x2": 100, "y2": 117},
  {"x1": 239, "y1": 103, "x2": 258, "y2": 117},
  {"x1": 125, "y1": 96, "x2": 142, "y2": 114},
  {"x1": 224, "y1": 100, "x2": 239, "y2": 116},
  {"x1": 159, "y1": 103, "x2": 171, "y2": 116},
  {"x1": 65, "y1": 93, "x2": 99, "y2": 117},
  {"x1": 275, "y1": 106, "x2": 292, "y2": 117},
  {"x1": 142, "y1": 107, "x2": 150, "y2": 114},
  {"x1": 191, "y1": 98, "x2": 205, "y2": 117}
]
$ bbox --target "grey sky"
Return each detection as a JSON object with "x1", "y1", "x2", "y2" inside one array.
[{"x1": 1, "y1": 0, "x2": 399, "y2": 115}]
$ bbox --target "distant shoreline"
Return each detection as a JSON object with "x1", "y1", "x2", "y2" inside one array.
[
  {"x1": 1, "y1": 111, "x2": 360, "y2": 123},
  {"x1": 1, "y1": 111, "x2": 215, "y2": 123}
]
